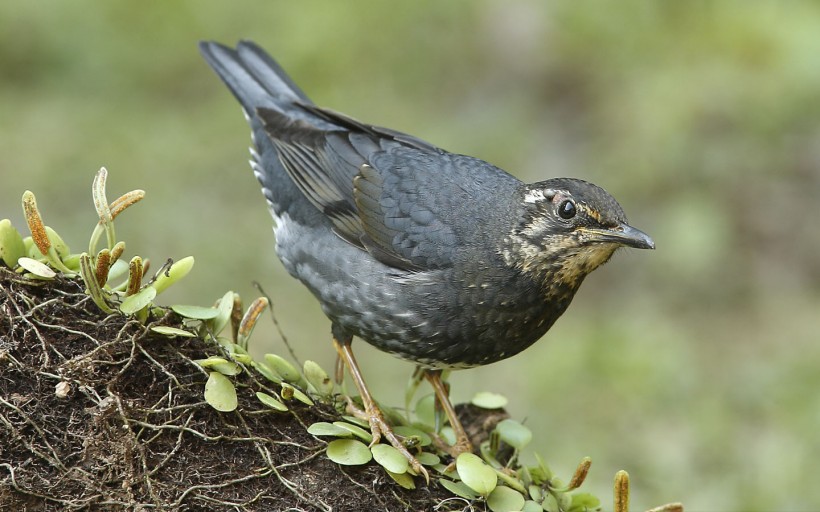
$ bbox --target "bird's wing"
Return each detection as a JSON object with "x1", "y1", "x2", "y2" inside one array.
[{"x1": 257, "y1": 105, "x2": 464, "y2": 271}]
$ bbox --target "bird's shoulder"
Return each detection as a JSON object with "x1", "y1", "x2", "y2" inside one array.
[{"x1": 257, "y1": 104, "x2": 523, "y2": 272}]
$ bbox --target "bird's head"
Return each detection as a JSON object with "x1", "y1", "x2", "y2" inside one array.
[{"x1": 502, "y1": 178, "x2": 654, "y2": 292}]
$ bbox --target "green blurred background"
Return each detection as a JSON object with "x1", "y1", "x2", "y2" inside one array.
[{"x1": 2, "y1": 2, "x2": 818, "y2": 510}]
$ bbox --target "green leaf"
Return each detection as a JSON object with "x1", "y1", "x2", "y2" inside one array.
[
  {"x1": 45, "y1": 226, "x2": 69, "y2": 258},
  {"x1": 252, "y1": 361, "x2": 282, "y2": 383},
  {"x1": 487, "y1": 485, "x2": 526, "y2": 512},
  {"x1": 281, "y1": 382, "x2": 314, "y2": 406},
  {"x1": 568, "y1": 493, "x2": 601, "y2": 512},
  {"x1": 414, "y1": 394, "x2": 436, "y2": 428},
  {"x1": 150, "y1": 326, "x2": 195, "y2": 337},
  {"x1": 541, "y1": 493, "x2": 560, "y2": 512},
  {"x1": 415, "y1": 451, "x2": 440, "y2": 466},
  {"x1": 204, "y1": 371, "x2": 237, "y2": 412},
  {"x1": 226, "y1": 345, "x2": 253, "y2": 365},
  {"x1": 150, "y1": 256, "x2": 194, "y2": 294},
  {"x1": 439, "y1": 479, "x2": 478, "y2": 500},
  {"x1": 0, "y1": 219, "x2": 26, "y2": 268},
  {"x1": 557, "y1": 491, "x2": 572, "y2": 511},
  {"x1": 307, "y1": 422, "x2": 353, "y2": 437},
  {"x1": 332, "y1": 421, "x2": 373, "y2": 444},
  {"x1": 326, "y1": 439, "x2": 372, "y2": 466},
  {"x1": 303, "y1": 360, "x2": 334, "y2": 396},
  {"x1": 385, "y1": 469, "x2": 415, "y2": 489},
  {"x1": 521, "y1": 500, "x2": 543, "y2": 512},
  {"x1": 472, "y1": 391, "x2": 509, "y2": 409},
  {"x1": 171, "y1": 304, "x2": 219, "y2": 319},
  {"x1": 196, "y1": 357, "x2": 241, "y2": 376},
  {"x1": 211, "y1": 290, "x2": 237, "y2": 336},
  {"x1": 496, "y1": 419, "x2": 533, "y2": 450},
  {"x1": 440, "y1": 426, "x2": 456, "y2": 446},
  {"x1": 341, "y1": 415, "x2": 370, "y2": 428},
  {"x1": 119, "y1": 285, "x2": 156, "y2": 315},
  {"x1": 456, "y1": 452, "x2": 498, "y2": 496},
  {"x1": 263, "y1": 353, "x2": 301, "y2": 383},
  {"x1": 371, "y1": 444, "x2": 410, "y2": 474},
  {"x1": 79, "y1": 252, "x2": 114, "y2": 314},
  {"x1": 393, "y1": 425, "x2": 432, "y2": 447},
  {"x1": 531, "y1": 452, "x2": 553, "y2": 483},
  {"x1": 256, "y1": 391, "x2": 288, "y2": 412},
  {"x1": 496, "y1": 469, "x2": 527, "y2": 494},
  {"x1": 108, "y1": 259, "x2": 129, "y2": 281},
  {"x1": 17, "y1": 257, "x2": 56, "y2": 279},
  {"x1": 61, "y1": 253, "x2": 81, "y2": 271}
]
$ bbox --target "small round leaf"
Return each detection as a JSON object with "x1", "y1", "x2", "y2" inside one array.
[
  {"x1": 496, "y1": 419, "x2": 533, "y2": 451},
  {"x1": 385, "y1": 469, "x2": 415, "y2": 489},
  {"x1": 196, "y1": 357, "x2": 241, "y2": 376},
  {"x1": 371, "y1": 443, "x2": 410, "y2": 474},
  {"x1": 326, "y1": 439, "x2": 372, "y2": 465},
  {"x1": 150, "y1": 326, "x2": 195, "y2": 337},
  {"x1": 212, "y1": 290, "x2": 237, "y2": 336},
  {"x1": 204, "y1": 371, "x2": 237, "y2": 412},
  {"x1": 0, "y1": 219, "x2": 26, "y2": 268},
  {"x1": 256, "y1": 391, "x2": 288, "y2": 411},
  {"x1": 393, "y1": 425, "x2": 432, "y2": 447},
  {"x1": 541, "y1": 493, "x2": 560, "y2": 512},
  {"x1": 456, "y1": 452, "x2": 498, "y2": 496},
  {"x1": 150, "y1": 256, "x2": 194, "y2": 294},
  {"x1": 171, "y1": 304, "x2": 220, "y2": 319},
  {"x1": 416, "y1": 451, "x2": 440, "y2": 466},
  {"x1": 487, "y1": 485, "x2": 526, "y2": 512},
  {"x1": 521, "y1": 500, "x2": 543, "y2": 512},
  {"x1": 253, "y1": 361, "x2": 282, "y2": 383},
  {"x1": 120, "y1": 286, "x2": 156, "y2": 315},
  {"x1": 303, "y1": 360, "x2": 334, "y2": 396},
  {"x1": 440, "y1": 426, "x2": 456, "y2": 446},
  {"x1": 341, "y1": 415, "x2": 370, "y2": 428},
  {"x1": 264, "y1": 353, "x2": 301, "y2": 383},
  {"x1": 332, "y1": 421, "x2": 373, "y2": 444},
  {"x1": 45, "y1": 226, "x2": 70, "y2": 258},
  {"x1": 472, "y1": 391, "x2": 508, "y2": 409},
  {"x1": 439, "y1": 479, "x2": 479, "y2": 500},
  {"x1": 108, "y1": 259, "x2": 129, "y2": 280},
  {"x1": 413, "y1": 394, "x2": 436, "y2": 428},
  {"x1": 17, "y1": 257, "x2": 56, "y2": 278},
  {"x1": 569, "y1": 492, "x2": 601, "y2": 511},
  {"x1": 281, "y1": 383, "x2": 314, "y2": 406},
  {"x1": 307, "y1": 422, "x2": 353, "y2": 437}
]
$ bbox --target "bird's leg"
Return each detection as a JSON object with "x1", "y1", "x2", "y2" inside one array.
[
  {"x1": 423, "y1": 369, "x2": 473, "y2": 458},
  {"x1": 331, "y1": 331, "x2": 429, "y2": 481}
]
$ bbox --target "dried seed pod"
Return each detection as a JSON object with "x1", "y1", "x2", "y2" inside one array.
[{"x1": 22, "y1": 191, "x2": 50, "y2": 256}]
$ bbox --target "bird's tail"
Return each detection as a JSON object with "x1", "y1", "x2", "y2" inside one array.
[{"x1": 199, "y1": 40, "x2": 312, "y2": 116}]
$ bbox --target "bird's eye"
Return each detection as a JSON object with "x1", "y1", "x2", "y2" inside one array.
[{"x1": 558, "y1": 200, "x2": 576, "y2": 219}]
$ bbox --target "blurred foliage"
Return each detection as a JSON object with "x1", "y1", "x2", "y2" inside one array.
[{"x1": 1, "y1": 1, "x2": 818, "y2": 510}]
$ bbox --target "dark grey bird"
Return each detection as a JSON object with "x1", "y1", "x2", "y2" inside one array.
[{"x1": 199, "y1": 40, "x2": 654, "y2": 479}]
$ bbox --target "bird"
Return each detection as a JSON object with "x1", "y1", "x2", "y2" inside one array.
[{"x1": 199, "y1": 40, "x2": 654, "y2": 480}]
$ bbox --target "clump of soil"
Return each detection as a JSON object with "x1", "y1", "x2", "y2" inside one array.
[{"x1": 0, "y1": 268, "x2": 462, "y2": 511}]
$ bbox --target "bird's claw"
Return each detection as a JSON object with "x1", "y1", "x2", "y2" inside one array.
[
  {"x1": 344, "y1": 396, "x2": 429, "y2": 483},
  {"x1": 431, "y1": 431, "x2": 474, "y2": 460}
]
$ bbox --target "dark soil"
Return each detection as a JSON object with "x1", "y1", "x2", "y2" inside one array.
[{"x1": 0, "y1": 268, "x2": 472, "y2": 511}]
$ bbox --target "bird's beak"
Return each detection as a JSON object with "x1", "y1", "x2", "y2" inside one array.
[{"x1": 581, "y1": 223, "x2": 655, "y2": 250}]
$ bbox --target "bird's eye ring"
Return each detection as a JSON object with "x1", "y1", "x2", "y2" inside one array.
[{"x1": 558, "y1": 199, "x2": 576, "y2": 219}]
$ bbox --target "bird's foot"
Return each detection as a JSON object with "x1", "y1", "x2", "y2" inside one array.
[
  {"x1": 344, "y1": 396, "x2": 430, "y2": 483},
  {"x1": 431, "y1": 431, "x2": 474, "y2": 463}
]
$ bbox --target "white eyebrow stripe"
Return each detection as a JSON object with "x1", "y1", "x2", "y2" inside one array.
[{"x1": 524, "y1": 188, "x2": 557, "y2": 203}]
